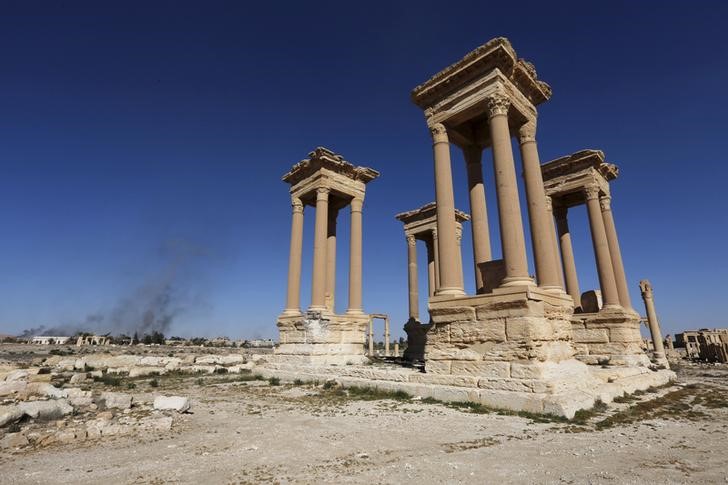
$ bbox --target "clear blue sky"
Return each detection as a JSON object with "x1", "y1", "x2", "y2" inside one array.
[{"x1": 1, "y1": 1, "x2": 726, "y2": 339}]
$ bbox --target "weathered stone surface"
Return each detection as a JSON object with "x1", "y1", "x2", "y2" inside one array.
[
  {"x1": 128, "y1": 366, "x2": 166, "y2": 378},
  {"x1": 69, "y1": 373, "x2": 88, "y2": 384},
  {"x1": 449, "y1": 319, "x2": 506, "y2": 343},
  {"x1": 0, "y1": 432, "x2": 29, "y2": 449},
  {"x1": 153, "y1": 396, "x2": 191, "y2": 413},
  {"x1": 100, "y1": 392, "x2": 133, "y2": 410},
  {"x1": 0, "y1": 405, "x2": 23, "y2": 427},
  {"x1": 0, "y1": 380, "x2": 27, "y2": 397},
  {"x1": 429, "y1": 306, "x2": 476, "y2": 323},
  {"x1": 451, "y1": 361, "x2": 510, "y2": 378},
  {"x1": 505, "y1": 317, "x2": 554, "y2": 341},
  {"x1": 572, "y1": 328, "x2": 609, "y2": 343},
  {"x1": 4, "y1": 369, "x2": 30, "y2": 381},
  {"x1": 19, "y1": 399, "x2": 74, "y2": 420}
]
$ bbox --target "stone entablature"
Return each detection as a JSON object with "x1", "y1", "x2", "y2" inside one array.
[{"x1": 541, "y1": 149, "x2": 618, "y2": 208}]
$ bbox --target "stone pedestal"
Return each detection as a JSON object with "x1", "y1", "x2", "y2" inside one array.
[
  {"x1": 570, "y1": 307, "x2": 650, "y2": 367},
  {"x1": 423, "y1": 287, "x2": 604, "y2": 416},
  {"x1": 276, "y1": 311, "x2": 369, "y2": 365}
]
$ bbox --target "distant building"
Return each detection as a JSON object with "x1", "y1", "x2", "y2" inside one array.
[
  {"x1": 242, "y1": 339, "x2": 275, "y2": 349},
  {"x1": 30, "y1": 336, "x2": 71, "y2": 345},
  {"x1": 675, "y1": 329, "x2": 728, "y2": 363},
  {"x1": 76, "y1": 335, "x2": 110, "y2": 346}
]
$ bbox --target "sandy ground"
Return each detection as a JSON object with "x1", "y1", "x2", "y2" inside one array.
[{"x1": 1, "y1": 360, "x2": 727, "y2": 485}]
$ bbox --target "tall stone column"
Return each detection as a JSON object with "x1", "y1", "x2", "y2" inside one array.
[
  {"x1": 585, "y1": 185, "x2": 620, "y2": 308},
  {"x1": 368, "y1": 318, "x2": 374, "y2": 357},
  {"x1": 426, "y1": 236, "x2": 436, "y2": 297},
  {"x1": 554, "y1": 205, "x2": 581, "y2": 309},
  {"x1": 639, "y1": 280, "x2": 667, "y2": 364},
  {"x1": 310, "y1": 188, "x2": 330, "y2": 310},
  {"x1": 384, "y1": 317, "x2": 391, "y2": 356},
  {"x1": 347, "y1": 197, "x2": 364, "y2": 314},
  {"x1": 486, "y1": 93, "x2": 532, "y2": 287},
  {"x1": 283, "y1": 197, "x2": 305, "y2": 315},
  {"x1": 433, "y1": 230, "x2": 441, "y2": 291},
  {"x1": 545, "y1": 196, "x2": 565, "y2": 289},
  {"x1": 430, "y1": 123, "x2": 465, "y2": 296},
  {"x1": 455, "y1": 226, "x2": 464, "y2": 289},
  {"x1": 463, "y1": 144, "x2": 492, "y2": 294},
  {"x1": 325, "y1": 207, "x2": 338, "y2": 312},
  {"x1": 601, "y1": 195, "x2": 632, "y2": 309},
  {"x1": 519, "y1": 120, "x2": 561, "y2": 291},
  {"x1": 407, "y1": 235, "x2": 419, "y2": 321}
]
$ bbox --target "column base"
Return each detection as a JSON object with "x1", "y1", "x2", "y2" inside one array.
[
  {"x1": 500, "y1": 276, "x2": 536, "y2": 288},
  {"x1": 571, "y1": 306, "x2": 650, "y2": 367},
  {"x1": 435, "y1": 286, "x2": 466, "y2": 296},
  {"x1": 281, "y1": 308, "x2": 303, "y2": 317}
]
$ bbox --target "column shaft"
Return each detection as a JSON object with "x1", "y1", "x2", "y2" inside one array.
[
  {"x1": 545, "y1": 197, "x2": 565, "y2": 289},
  {"x1": 384, "y1": 318, "x2": 390, "y2": 356},
  {"x1": 433, "y1": 231, "x2": 441, "y2": 291},
  {"x1": 601, "y1": 196, "x2": 632, "y2": 309},
  {"x1": 283, "y1": 198, "x2": 304, "y2": 314},
  {"x1": 310, "y1": 188, "x2": 329, "y2": 310},
  {"x1": 463, "y1": 144, "x2": 492, "y2": 294},
  {"x1": 555, "y1": 207, "x2": 581, "y2": 309},
  {"x1": 519, "y1": 122, "x2": 561, "y2": 290},
  {"x1": 487, "y1": 94, "x2": 532, "y2": 286},
  {"x1": 325, "y1": 208, "x2": 338, "y2": 312},
  {"x1": 426, "y1": 237, "x2": 436, "y2": 297},
  {"x1": 640, "y1": 280, "x2": 667, "y2": 363},
  {"x1": 430, "y1": 123, "x2": 465, "y2": 295},
  {"x1": 585, "y1": 187, "x2": 620, "y2": 308},
  {"x1": 347, "y1": 197, "x2": 364, "y2": 313},
  {"x1": 368, "y1": 318, "x2": 374, "y2": 357},
  {"x1": 407, "y1": 235, "x2": 419, "y2": 320}
]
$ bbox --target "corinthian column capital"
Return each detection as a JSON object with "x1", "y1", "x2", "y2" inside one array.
[
  {"x1": 316, "y1": 187, "x2": 330, "y2": 199},
  {"x1": 350, "y1": 196, "x2": 364, "y2": 212},
  {"x1": 544, "y1": 195, "x2": 553, "y2": 212},
  {"x1": 518, "y1": 119, "x2": 537, "y2": 145},
  {"x1": 639, "y1": 279, "x2": 654, "y2": 299},
  {"x1": 406, "y1": 234, "x2": 416, "y2": 247},
  {"x1": 485, "y1": 92, "x2": 511, "y2": 118},
  {"x1": 599, "y1": 195, "x2": 612, "y2": 212},
  {"x1": 429, "y1": 122, "x2": 448, "y2": 143},
  {"x1": 584, "y1": 184, "x2": 600, "y2": 201},
  {"x1": 291, "y1": 197, "x2": 304, "y2": 214}
]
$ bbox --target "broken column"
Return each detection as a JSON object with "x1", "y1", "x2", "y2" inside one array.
[{"x1": 639, "y1": 279, "x2": 668, "y2": 366}]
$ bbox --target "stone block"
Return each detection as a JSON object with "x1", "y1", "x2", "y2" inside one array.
[
  {"x1": 100, "y1": 391, "x2": 133, "y2": 410},
  {"x1": 451, "y1": 361, "x2": 510, "y2": 378},
  {"x1": 572, "y1": 328, "x2": 609, "y2": 343},
  {"x1": 429, "y1": 305, "x2": 476, "y2": 323},
  {"x1": 450, "y1": 320, "x2": 506, "y2": 344},
  {"x1": 407, "y1": 373, "x2": 479, "y2": 388},
  {"x1": 424, "y1": 360, "x2": 451, "y2": 374},
  {"x1": 476, "y1": 389, "x2": 544, "y2": 414},
  {"x1": 0, "y1": 405, "x2": 23, "y2": 427},
  {"x1": 153, "y1": 396, "x2": 191, "y2": 413},
  {"x1": 505, "y1": 317, "x2": 554, "y2": 341},
  {"x1": 608, "y1": 327, "x2": 642, "y2": 343},
  {"x1": 19, "y1": 399, "x2": 74, "y2": 420}
]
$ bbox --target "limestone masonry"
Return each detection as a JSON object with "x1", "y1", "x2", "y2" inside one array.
[{"x1": 272, "y1": 37, "x2": 674, "y2": 418}]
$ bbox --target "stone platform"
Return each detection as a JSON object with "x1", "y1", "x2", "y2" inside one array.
[
  {"x1": 275, "y1": 311, "x2": 369, "y2": 365},
  {"x1": 254, "y1": 361, "x2": 675, "y2": 419},
  {"x1": 571, "y1": 307, "x2": 650, "y2": 367}
]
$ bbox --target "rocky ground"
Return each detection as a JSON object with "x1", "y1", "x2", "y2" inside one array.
[{"x1": 0, "y1": 345, "x2": 727, "y2": 484}]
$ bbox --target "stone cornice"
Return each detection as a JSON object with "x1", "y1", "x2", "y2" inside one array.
[
  {"x1": 395, "y1": 201, "x2": 470, "y2": 224},
  {"x1": 282, "y1": 147, "x2": 380, "y2": 187},
  {"x1": 411, "y1": 37, "x2": 552, "y2": 110},
  {"x1": 541, "y1": 149, "x2": 619, "y2": 183}
]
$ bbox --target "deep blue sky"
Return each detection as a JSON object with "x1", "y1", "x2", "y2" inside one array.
[{"x1": 1, "y1": 1, "x2": 726, "y2": 339}]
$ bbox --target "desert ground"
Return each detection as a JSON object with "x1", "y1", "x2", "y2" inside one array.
[{"x1": 1, "y1": 344, "x2": 727, "y2": 484}]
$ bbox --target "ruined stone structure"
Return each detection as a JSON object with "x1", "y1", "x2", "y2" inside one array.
[
  {"x1": 676, "y1": 329, "x2": 728, "y2": 363},
  {"x1": 276, "y1": 147, "x2": 379, "y2": 364},
  {"x1": 76, "y1": 335, "x2": 110, "y2": 346},
  {"x1": 269, "y1": 38, "x2": 674, "y2": 418},
  {"x1": 639, "y1": 280, "x2": 668, "y2": 366},
  {"x1": 541, "y1": 150, "x2": 648, "y2": 367},
  {"x1": 367, "y1": 313, "x2": 391, "y2": 357},
  {"x1": 395, "y1": 202, "x2": 469, "y2": 361}
]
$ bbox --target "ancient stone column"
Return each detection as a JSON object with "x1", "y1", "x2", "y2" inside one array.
[
  {"x1": 426, "y1": 236, "x2": 436, "y2": 297},
  {"x1": 310, "y1": 188, "x2": 329, "y2": 310},
  {"x1": 368, "y1": 318, "x2": 374, "y2": 357},
  {"x1": 347, "y1": 197, "x2": 364, "y2": 314},
  {"x1": 601, "y1": 195, "x2": 632, "y2": 309},
  {"x1": 430, "y1": 123, "x2": 465, "y2": 296},
  {"x1": 384, "y1": 317, "x2": 391, "y2": 356},
  {"x1": 407, "y1": 235, "x2": 419, "y2": 321},
  {"x1": 486, "y1": 93, "x2": 532, "y2": 287},
  {"x1": 433, "y1": 229, "x2": 441, "y2": 291},
  {"x1": 519, "y1": 120, "x2": 561, "y2": 291},
  {"x1": 463, "y1": 144, "x2": 492, "y2": 294},
  {"x1": 545, "y1": 196, "x2": 565, "y2": 290},
  {"x1": 585, "y1": 185, "x2": 620, "y2": 308},
  {"x1": 639, "y1": 280, "x2": 667, "y2": 364},
  {"x1": 325, "y1": 207, "x2": 338, "y2": 312},
  {"x1": 394, "y1": 342, "x2": 399, "y2": 357},
  {"x1": 455, "y1": 226, "x2": 465, "y2": 290},
  {"x1": 283, "y1": 197, "x2": 305, "y2": 315},
  {"x1": 554, "y1": 205, "x2": 581, "y2": 309}
]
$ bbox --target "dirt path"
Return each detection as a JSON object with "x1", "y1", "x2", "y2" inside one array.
[{"x1": 1, "y1": 365, "x2": 727, "y2": 484}]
